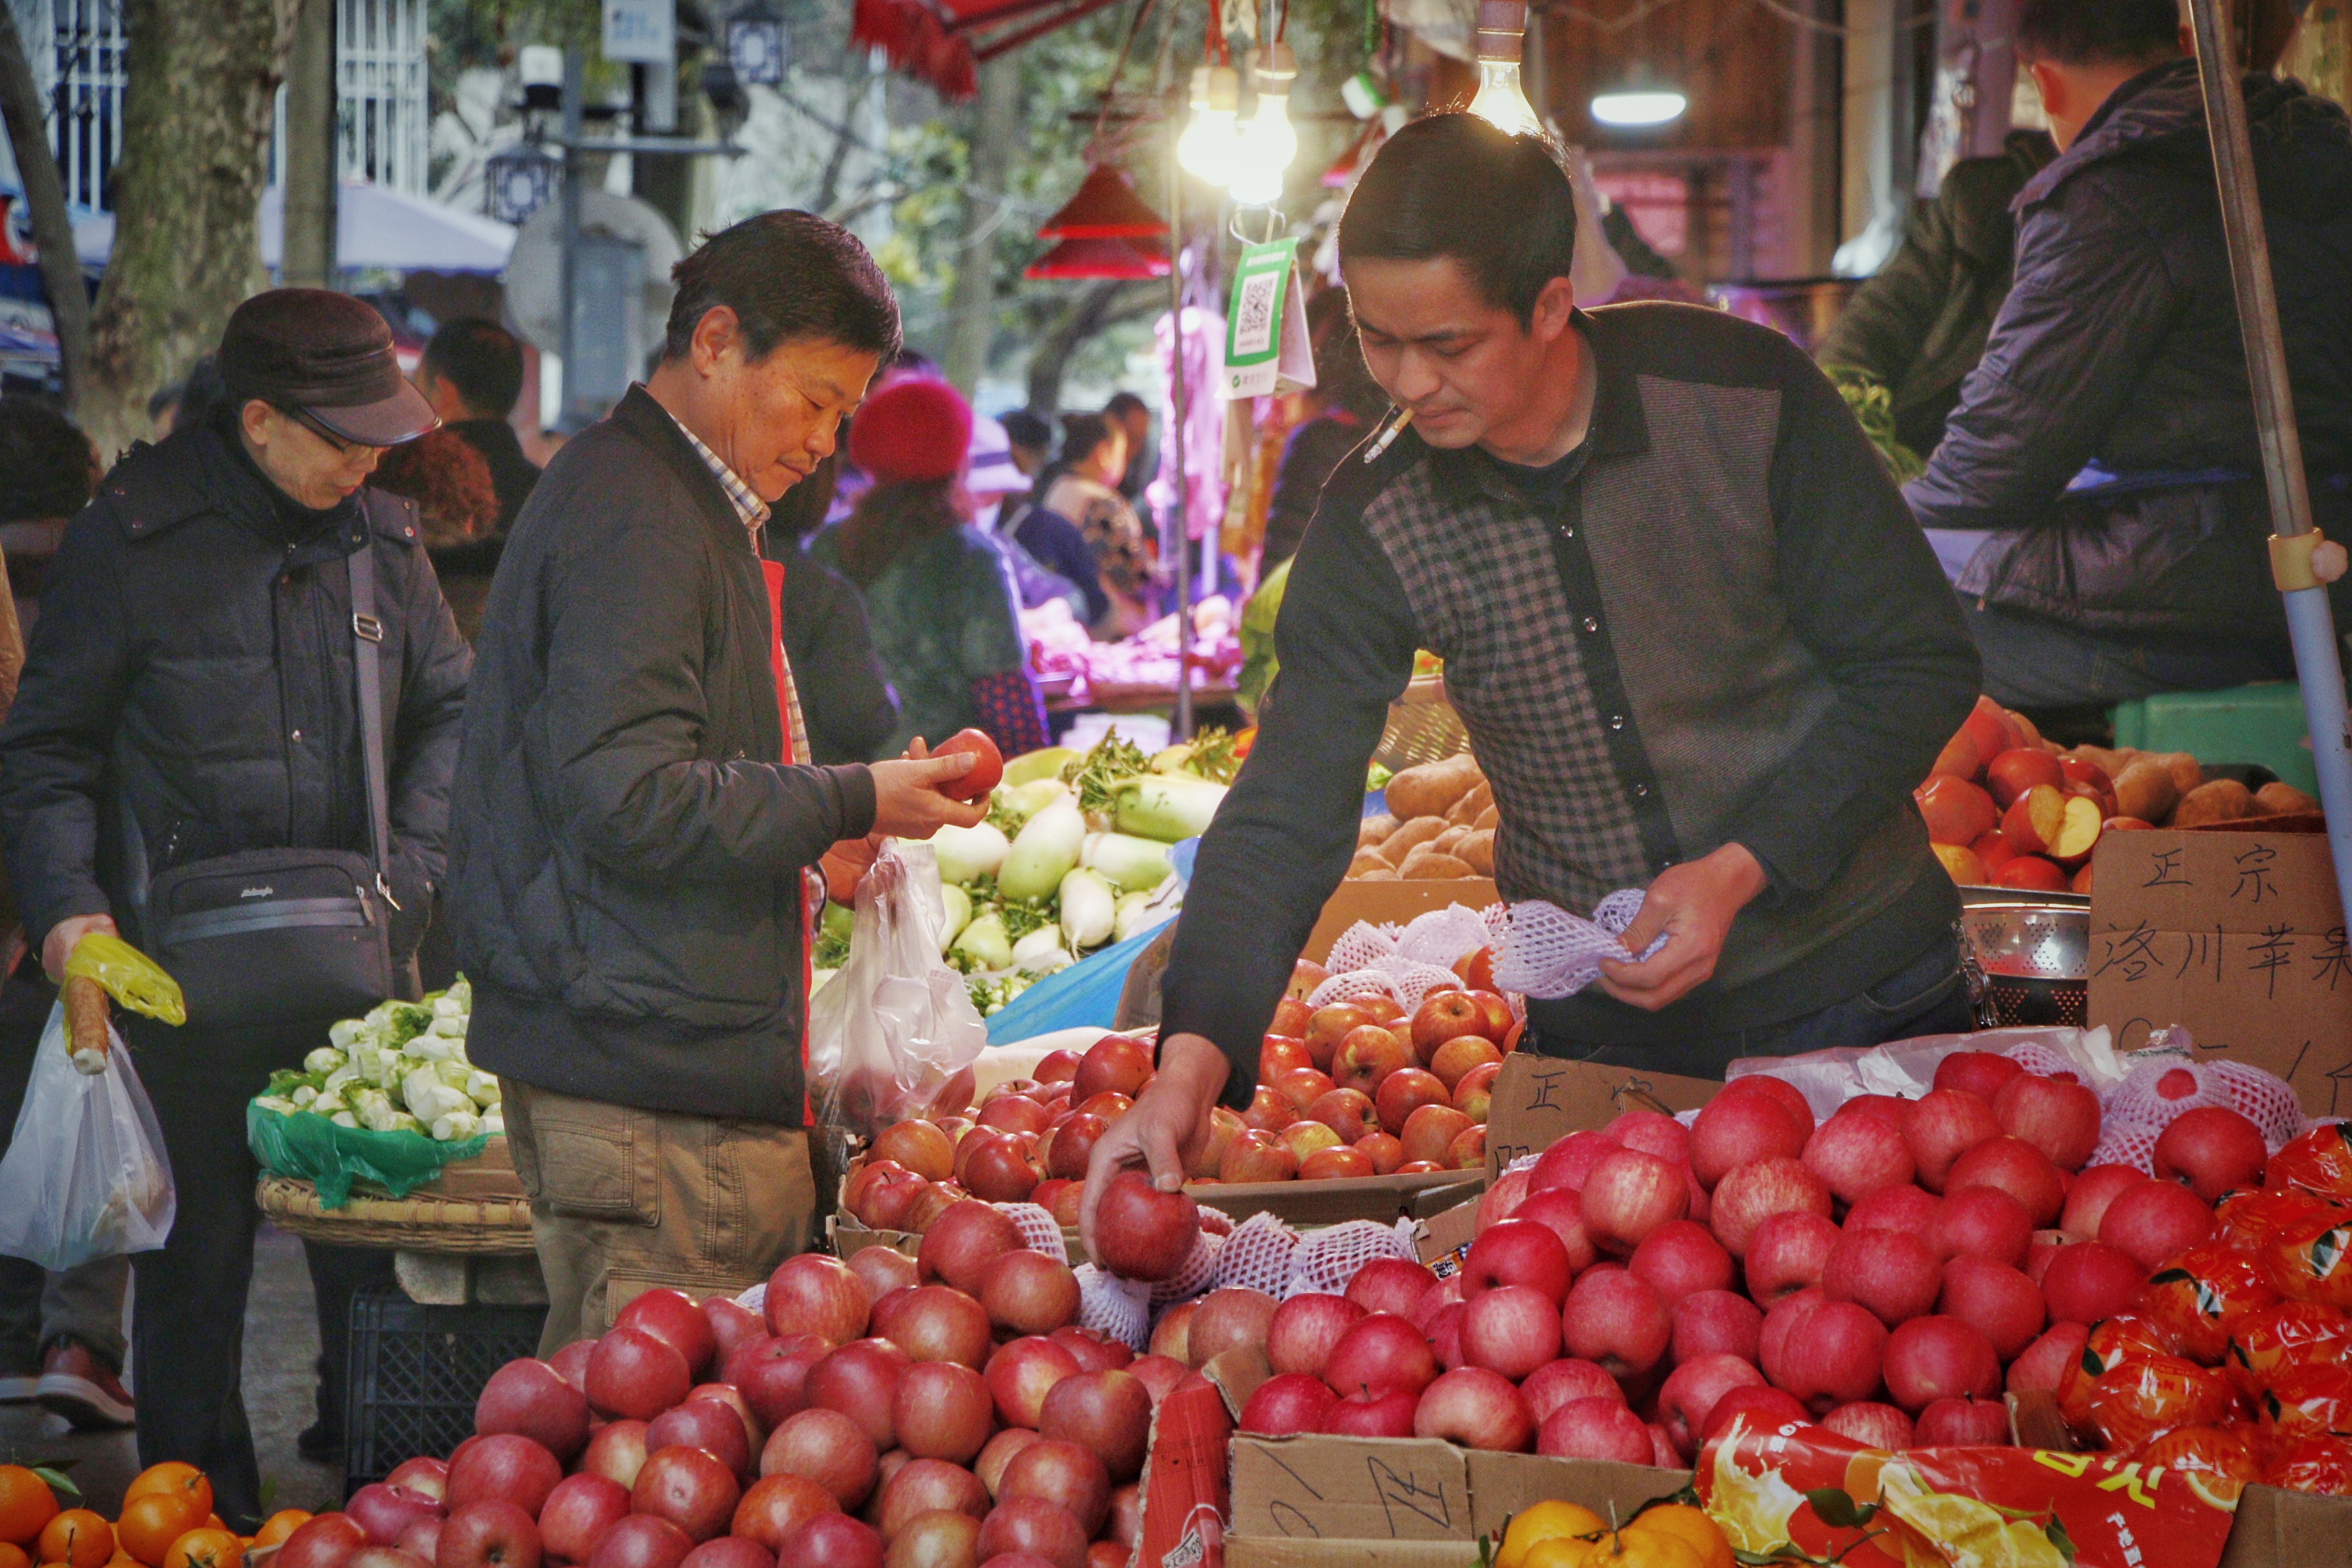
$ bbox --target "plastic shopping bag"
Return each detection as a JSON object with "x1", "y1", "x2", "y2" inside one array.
[
  {"x1": 0, "y1": 1001, "x2": 175, "y2": 1268},
  {"x1": 807, "y1": 840, "x2": 988, "y2": 1139}
]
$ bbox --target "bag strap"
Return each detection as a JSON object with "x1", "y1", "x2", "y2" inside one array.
[{"x1": 348, "y1": 508, "x2": 395, "y2": 906}]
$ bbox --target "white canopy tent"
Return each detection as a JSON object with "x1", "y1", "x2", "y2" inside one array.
[{"x1": 68, "y1": 181, "x2": 516, "y2": 275}]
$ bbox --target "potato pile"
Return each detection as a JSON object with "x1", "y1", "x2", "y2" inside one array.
[
  {"x1": 2060, "y1": 745, "x2": 2317, "y2": 828},
  {"x1": 1351, "y1": 754, "x2": 1498, "y2": 879}
]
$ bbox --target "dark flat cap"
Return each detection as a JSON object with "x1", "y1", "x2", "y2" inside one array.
[{"x1": 219, "y1": 288, "x2": 437, "y2": 447}]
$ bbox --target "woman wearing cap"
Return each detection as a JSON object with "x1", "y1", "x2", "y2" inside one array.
[{"x1": 808, "y1": 380, "x2": 1051, "y2": 760}]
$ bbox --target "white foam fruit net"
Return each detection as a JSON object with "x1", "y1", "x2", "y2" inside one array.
[
  {"x1": 1492, "y1": 890, "x2": 1669, "y2": 1001},
  {"x1": 1284, "y1": 1219, "x2": 1418, "y2": 1299},
  {"x1": 1074, "y1": 1264, "x2": 1152, "y2": 1348},
  {"x1": 2087, "y1": 1052, "x2": 2317, "y2": 1173},
  {"x1": 1148, "y1": 1230, "x2": 1224, "y2": 1306},
  {"x1": 1308, "y1": 905, "x2": 1513, "y2": 1014},
  {"x1": 1214, "y1": 1211, "x2": 1301, "y2": 1297},
  {"x1": 997, "y1": 1202, "x2": 1068, "y2": 1262}
]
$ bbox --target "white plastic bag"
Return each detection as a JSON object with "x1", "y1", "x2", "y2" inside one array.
[
  {"x1": 0, "y1": 1002, "x2": 175, "y2": 1268},
  {"x1": 807, "y1": 841, "x2": 990, "y2": 1138}
]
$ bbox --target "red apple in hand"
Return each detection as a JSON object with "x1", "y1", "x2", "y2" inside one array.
[
  {"x1": 933, "y1": 729, "x2": 1003, "y2": 802},
  {"x1": 1090, "y1": 1171, "x2": 1199, "y2": 1282}
]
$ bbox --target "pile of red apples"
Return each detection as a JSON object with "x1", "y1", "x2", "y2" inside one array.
[
  {"x1": 264, "y1": 1195, "x2": 1233, "y2": 1568},
  {"x1": 1237, "y1": 1049, "x2": 2268, "y2": 1465},
  {"x1": 1916, "y1": 699, "x2": 2122, "y2": 893}
]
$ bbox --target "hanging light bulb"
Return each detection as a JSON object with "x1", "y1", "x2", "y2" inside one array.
[
  {"x1": 1177, "y1": 64, "x2": 1243, "y2": 186},
  {"x1": 1467, "y1": 0, "x2": 1544, "y2": 138},
  {"x1": 1228, "y1": 46, "x2": 1298, "y2": 206}
]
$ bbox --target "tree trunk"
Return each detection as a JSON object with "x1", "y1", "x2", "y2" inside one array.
[
  {"x1": 0, "y1": 2, "x2": 92, "y2": 411},
  {"x1": 81, "y1": 0, "x2": 303, "y2": 460},
  {"x1": 943, "y1": 50, "x2": 1019, "y2": 396},
  {"x1": 279, "y1": 0, "x2": 337, "y2": 289}
]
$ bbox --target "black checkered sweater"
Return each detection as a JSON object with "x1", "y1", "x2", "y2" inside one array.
[{"x1": 1164, "y1": 302, "x2": 1983, "y2": 1106}]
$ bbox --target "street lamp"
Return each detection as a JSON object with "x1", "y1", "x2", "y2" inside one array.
[
  {"x1": 485, "y1": 142, "x2": 560, "y2": 225},
  {"x1": 726, "y1": 2, "x2": 788, "y2": 87},
  {"x1": 518, "y1": 44, "x2": 564, "y2": 115}
]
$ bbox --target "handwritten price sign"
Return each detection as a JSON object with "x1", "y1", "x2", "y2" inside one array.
[{"x1": 2087, "y1": 830, "x2": 2352, "y2": 1117}]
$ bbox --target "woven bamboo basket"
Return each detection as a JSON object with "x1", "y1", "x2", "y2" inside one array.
[
  {"x1": 257, "y1": 1174, "x2": 536, "y2": 1255},
  {"x1": 1374, "y1": 671, "x2": 1470, "y2": 775}
]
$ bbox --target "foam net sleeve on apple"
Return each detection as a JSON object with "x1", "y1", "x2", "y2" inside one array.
[
  {"x1": 1491, "y1": 890, "x2": 1670, "y2": 1000},
  {"x1": 1074, "y1": 1264, "x2": 1152, "y2": 1347},
  {"x1": 1283, "y1": 1219, "x2": 1420, "y2": 1299},
  {"x1": 2088, "y1": 1054, "x2": 2323, "y2": 1173},
  {"x1": 1213, "y1": 1212, "x2": 1301, "y2": 1297},
  {"x1": 997, "y1": 1200, "x2": 1069, "y2": 1261},
  {"x1": 1308, "y1": 903, "x2": 1518, "y2": 1014},
  {"x1": 1149, "y1": 1230, "x2": 1224, "y2": 1307}
]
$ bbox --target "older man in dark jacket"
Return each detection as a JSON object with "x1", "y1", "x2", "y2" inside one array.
[
  {"x1": 1906, "y1": 0, "x2": 2352, "y2": 710},
  {"x1": 0, "y1": 289, "x2": 469, "y2": 1522},
  {"x1": 449, "y1": 213, "x2": 985, "y2": 1354}
]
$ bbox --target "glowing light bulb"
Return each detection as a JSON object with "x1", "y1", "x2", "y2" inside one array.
[
  {"x1": 1177, "y1": 65, "x2": 1242, "y2": 187},
  {"x1": 1468, "y1": 57, "x2": 1544, "y2": 137},
  {"x1": 1229, "y1": 46, "x2": 1298, "y2": 206},
  {"x1": 1590, "y1": 89, "x2": 1687, "y2": 126}
]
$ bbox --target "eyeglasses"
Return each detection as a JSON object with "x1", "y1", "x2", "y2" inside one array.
[{"x1": 275, "y1": 403, "x2": 385, "y2": 459}]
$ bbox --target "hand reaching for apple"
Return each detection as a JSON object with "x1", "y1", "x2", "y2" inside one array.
[
  {"x1": 1079, "y1": 1032, "x2": 1228, "y2": 1265},
  {"x1": 1597, "y1": 843, "x2": 1768, "y2": 1012}
]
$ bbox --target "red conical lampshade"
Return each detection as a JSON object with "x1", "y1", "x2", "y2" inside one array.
[
  {"x1": 1036, "y1": 165, "x2": 1169, "y2": 240},
  {"x1": 1023, "y1": 235, "x2": 1171, "y2": 280}
]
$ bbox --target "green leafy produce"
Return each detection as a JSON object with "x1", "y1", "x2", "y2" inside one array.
[
  {"x1": 967, "y1": 970, "x2": 1043, "y2": 1017},
  {"x1": 259, "y1": 979, "x2": 497, "y2": 1141},
  {"x1": 1826, "y1": 369, "x2": 1926, "y2": 484},
  {"x1": 1111, "y1": 773, "x2": 1226, "y2": 841},
  {"x1": 1061, "y1": 730, "x2": 1152, "y2": 815}
]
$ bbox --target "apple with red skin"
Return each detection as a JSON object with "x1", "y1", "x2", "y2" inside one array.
[
  {"x1": 1258, "y1": 1036, "x2": 1314, "y2": 1084},
  {"x1": 1992, "y1": 1073, "x2": 2102, "y2": 1172},
  {"x1": 1933, "y1": 1050, "x2": 2025, "y2": 1100},
  {"x1": 1426, "y1": 1304, "x2": 1468, "y2": 1371},
  {"x1": 1822, "y1": 1228, "x2": 1941, "y2": 1329},
  {"x1": 476, "y1": 1358, "x2": 591, "y2": 1461},
  {"x1": 1937, "y1": 1255, "x2": 2046, "y2": 1360},
  {"x1": 2006, "y1": 1322, "x2": 2091, "y2": 1396},
  {"x1": 1304, "y1": 1088, "x2": 1381, "y2": 1144},
  {"x1": 1332, "y1": 1029, "x2": 1413, "y2": 1099},
  {"x1": 1429, "y1": 1037, "x2": 1505, "y2": 1093},
  {"x1": 1900, "y1": 1090, "x2": 2001, "y2": 1193},
  {"x1": 1748, "y1": 1213, "x2": 1845, "y2": 1310},
  {"x1": 1409, "y1": 992, "x2": 1487, "y2": 1062},
  {"x1": 1914, "y1": 1396, "x2": 2010, "y2": 1447},
  {"x1": 1657, "y1": 1355, "x2": 1768, "y2": 1457},
  {"x1": 585, "y1": 1327, "x2": 691, "y2": 1422},
  {"x1": 1145, "y1": 1306, "x2": 1193, "y2": 1365},
  {"x1": 729, "y1": 1475, "x2": 837, "y2": 1552},
  {"x1": 1846, "y1": 1184, "x2": 1941, "y2": 1236},
  {"x1": 932, "y1": 728, "x2": 1003, "y2": 801},
  {"x1": 2154, "y1": 1106, "x2": 2268, "y2": 1202},
  {"x1": 958, "y1": 1132, "x2": 1040, "y2": 1204},
  {"x1": 1220, "y1": 1131, "x2": 1298, "y2": 1182},
  {"x1": 1304, "y1": 1004, "x2": 1373, "y2": 1070},
  {"x1": 1802, "y1": 1115, "x2": 1916, "y2": 1206},
  {"x1": 579, "y1": 1420, "x2": 650, "y2": 1491},
  {"x1": 1771, "y1": 1299, "x2": 1889, "y2": 1415},
  {"x1": 1533, "y1": 1396, "x2": 1651, "y2": 1464},
  {"x1": 889, "y1": 1361, "x2": 993, "y2": 1467},
  {"x1": 978, "y1": 1251, "x2": 1079, "y2": 1338},
  {"x1": 1459, "y1": 1286, "x2": 1563, "y2": 1380},
  {"x1": 1049, "y1": 1326, "x2": 1131, "y2": 1372},
  {"x1": 760, "y1": 1409, "x2": 878, "y2": 1509},
  {"x1": 1945, "y1": 1137, "x2": 2065, "y2": 1228},
  {"x1": 631, "y1": 1446, "x2": 741, "y2": 1543},
  {"x1": 586, "y1": 1518, "x2": 694, "y2": 1568},
  {"x1": 1039, "y1": 1369, "x2": 1152, "y2": 1482},
  {"x1": 975, "y1": 1094, "x2": 1050, "y2": 1137},
  {"x1": 349, "y1": 1485, "x2": 446, "y2": 1547},
  {"x1": 2040, "y1": 1241, "x2": 2149, "y2": 1326},
  {"x1": 1320, "y1": 1387, "x2": 1419, "y2": 1437},
  {"x1": 1604, "y1": 1110, "x2": 1690, "y2": 1165},
  {"x1": 997, "y1": 1440, "x2": 1110, "y2": 1537},
  {"x1": 1629, "y1": 1220, "x2": 1734, "y2": 1304},
  {"x1": 1071, "y1": 1035, "x2": 1153, "y2": 1104},
  {"x1": 1273, "y1": 1069, "x2": 1336, "y2": 1116},
  {"x1": 1344, "y1": 1259, "x2": 1435, "y2": 1318},
  {"x1": 1524, "y1": 1130, "x2": 1622, "y2": 1200},
  {"x1": 1322, "y1": 1313, "x2": 1440, "y2": 1398},
  {"x1": 1579, "y1": 1148, "x2": 1691, "y2": 1257},
  {"x1": 351, "y1": 1549, "x2": 432, "y2": 1568},
  {"x1": 549, "y1": 1340, "x2": 596, "y2": 1395},
  {"x1": 447, "y1": 1433, "x2": 563, "y2": 1517},
  {"x1": 975, "y1": 1501, "x2": 1087, "y2": 1568},
  {"x1": 1709, "y1": 1158, "x2": 1832, "y2": 1257},
  {"x1": 279, "y1": 1516, "x2": 373, "y2": 1568},
  {"x1": 1821, "y1": 1402, "x2": 1914, "y2": 1453},
  {"x1": 1690, "y1": 1095, "x2": 1808, "y2": 1190},
  {"x1": 1090, "y1": 1171, "x2": 1200, "y2": 1282},
  {"x1": 776, "y1": 1514, "x2": 882, "y2": 1568},
  {"x1": 1123, "y1": 1355, "x2": 1188, "y2": 1409},
  {"x1": 885, "y1": 1285, "x2": 994, "y2": 1369},
  {"x1": 387, "y1": 1458, "x2": 449, "y2": 1502},
  {"x1": 643, "y1": 1397, "x2": 752, "y2": 1476},
  {"x1": 616, "y1": 1289, "x2": 718, "y2": 1380},
  {"x1": 1413, "y1": 1367, "x2": 1535, "y2": 1452},
  {"x1": 1460, "y1": 1219, "x2": 1573, "y2": 1302},
  {"x1": 1928, "y1": 1186, "x2": 2034, "y2": 1267},
  {"x1": 2099, "y1": 1179, "x2": 2217, "y2": 1268},
  {"x1": 1520, "y1": 1358, "x2": 1623, "y2": 1422},
  {"x1": 1400, "y1": 1105, "x2": 1476, "y2": 1166},
  {"x1": 880, "y1": 1515, "x2": 973, "y2": 1568},
  {"x1": 1560, "y1": 1268, "x2": 1671, "y2": 1378},
  {"x1": 1702, "y1": 1386, "x2": 1810, "y2": 1444},
  {"x1": 436, "y1": 1503, "x2": 540, "y2": 1568},
  {"x1": 1355, "y1": 1132, "x2": 1407, "y2": 1175},
  {"x1": 1671, "y1": 1290, "x2": 1763, "y2": 1366},
  {"x1": 725, "y1": 1335, "x2": 828, "y2": 1430},
  {"x1": 2061, "y1": 1165, "x2": 2145, "y2": 1240},
  {"x1": 1375, "y1": 1070, "x2": 1454, "y2": 1136},
  {"x1": 981, "y1": 1335, "x2": 1081, "y2": 1430},
  {"x1": 877, "y1": 1460, "x2": 988, "y2": 1537},
  {"x1": 1881, "y1": 1316, "x2": 2001, "y2": 1413},
  {"x1": 1266, "y1": 1293, "x2": 1366, "y2": 1378},
  {"x1": 918, "y1": 1201, "x2": 1024, "y2": 1293},
  {"x1": 537, "y1": 1473, "x2": 631, "y2": 1567},
  {"x1": 872, "y1": 1124, "x2": 955, "y2": 1182},
  {"x1": 807, "y1": 1339, "x2": 912, "y2": 1451},
  {"x1": 1510, "y1": 1190, "x2": 1602, "y2": 1277},
  {"x1": 1241, "y1": 1373, "x2": 1338, "y2": 1436}
]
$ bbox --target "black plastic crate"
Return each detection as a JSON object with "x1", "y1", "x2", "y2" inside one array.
[{"x1": 344, "y1": 1286, "x2": 545, "y2": 1496}]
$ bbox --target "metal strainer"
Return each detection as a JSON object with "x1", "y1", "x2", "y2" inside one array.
[{"x1": 1955, "y1": 889, "x2": 2090, "y2": 1028}]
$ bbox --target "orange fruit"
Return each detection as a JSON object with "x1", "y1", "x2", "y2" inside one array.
[
  {"x1": 251, "y1": 1514, "x2": 309, "y2": 1550},
  {"x1": 0, "y1": 1469, "x2": 58, "y2": 1549},
  {"x1": 161, "y1": 1529, "x2": 239, "y2": 1568},
  {"x1": 35, "y1": 1513, "x2": 112, "y2": 1568},
  {"x1": 0, "y1": 1543, "x2": 30, "y2": 1568},
  {"x1": 113, "y1": 1496, "x2": 206, "y2": 1568},
  {"x1": 1622, "y1": 1507, "x2": 1732, "y2": 1568},
  {"x1": 120, "y1": 1471, "x2": 210, "y2": 1524}
]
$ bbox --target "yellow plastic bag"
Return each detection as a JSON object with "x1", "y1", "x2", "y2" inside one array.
[{"x1": 64, "y1": 933, "x2": 186, "y2": 1026}]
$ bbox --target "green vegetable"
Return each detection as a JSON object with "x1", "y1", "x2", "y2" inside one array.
[
  {"x1": 1059, "y1": 867, "x2": 1116, "y2": 949},
  {"x1": 1237, "y1": 558, "x2": 1289, "y2": 717},
  {"x1": 1061, "y1": 730, "x2": 1152, "y2": 815},
  {"x1": 937, "y1": 884, "x2": 973, "y2": 953},
  {"x1": 996, "y1": 778, "x2": 1071, "y2": 830},
  {"x1": 1150, "y1": 727, "x2": 1240, "y2": 785},
  {"x1": 1083, "y1": 832, "x2": 1172, "y2": 890},
  {"x1": 952, "y1": 910, "x2": 1015, "y2": 971},
  {"x1": 821, "y1": 901, "x2": 855, "y2": 946},
  {"x1": 1111, "y1": 774, "x2": 1227, "y2": 841},
  {"x1": 998, "y1": 794, "x2": 1086, "y2": 901},
  {"x1": 304, "y1": 1046, "x2": 347, "y2": 1076},
  {"x1": 1012, "y1": 925, "x2": 1072, "y2": 971},
  {"x1": 993, "y1": 895, "x2": 1057, "y2": 943},
  {"x1": 1003, "y1": 745, "x2": 1080, "y2": 788},
  {"x1": 931, "y1": 821, "x2": 1010, "y2": 886},
  {"x1": 1825, "y1": 369, "x2": 1926, "y2": 484}
]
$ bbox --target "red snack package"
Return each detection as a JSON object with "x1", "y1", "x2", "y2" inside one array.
[
  {"x1": 2225, "y1": 1299, "x2": 2352, "y2": 1399},
  {"x1": 2261, "y1": 1362, "x2": 2352, "y2": 1444},
  {"x1": 2085, "y1": 1355, "x2": 2236, "y2": 1452},
  {"x1": 1700, "y1": 1413, "x2": 2239, "y2": 1568},
  {"x1": 2262, "y1": 1206, "x2": 2352, "y2": 1308},
  {"x1": 2142, "y1": 1244, "x2": 2280, "y2": 1365},
  {"x1": 2264, "y1": 1433, "x2": 2352, "y2": 1494},
  {"x1": 2266, "y1": 1124, "x2": 2352, "y2": 1201}
]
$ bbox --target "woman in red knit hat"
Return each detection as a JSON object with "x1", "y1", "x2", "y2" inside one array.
[{"x1": 810, "y1": 378, "x2": 1050, "y2": 758}]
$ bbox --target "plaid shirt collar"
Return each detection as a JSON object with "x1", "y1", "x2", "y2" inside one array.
[{"x1": 662, "y1": 405, "x2": 771, "y2": 541}]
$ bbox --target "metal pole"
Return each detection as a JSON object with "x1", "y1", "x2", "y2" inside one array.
[
  {"x1": 560, "y1": 46, "x2": 585, "y2": 431},
  {"x1": 2185, "y1": 0, "x2": 2352, "y2": 928},
  {"x1": 1168, "y1": 89, "x2": 1195, "y2": 743}
]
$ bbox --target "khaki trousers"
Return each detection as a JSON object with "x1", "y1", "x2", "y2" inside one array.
[{"x1": 501, "y1": 1078, "x2": 816, "y2": 1357}]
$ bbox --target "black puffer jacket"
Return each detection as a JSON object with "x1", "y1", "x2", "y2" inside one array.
[
  {"x1": 1906, "y1": 61, "x2": 2352, "y2": 636},
  {"x1": 0, "y1": 416, "x2": 472, "y2": 958}
]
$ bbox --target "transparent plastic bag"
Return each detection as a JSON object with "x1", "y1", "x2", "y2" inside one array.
[
  {"x1": 807, "y1": 842, "x2": 989, "y2": 1139},
  {"x1": 0, "y1": 1002, "x2": 175, "y2": 1268}
]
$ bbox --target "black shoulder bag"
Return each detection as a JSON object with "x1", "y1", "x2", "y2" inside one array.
[{"x1": 131, "y1": 534, "x2": 399, "y2": 1028}]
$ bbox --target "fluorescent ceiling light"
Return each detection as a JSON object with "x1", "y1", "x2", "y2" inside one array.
[{"x1": 1591, "y1": 90, "x2": 1687, "y2": 128}]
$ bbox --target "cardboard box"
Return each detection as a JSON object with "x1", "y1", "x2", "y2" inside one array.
[
  {"x1": 1411, "y1": 1191, "x2": 1480, "y2": 1273},
  {"x1": 1193, "y1": 1170, "x2": 1482, "y2": 1230},
  {"x1": 2086, "y1": 829, "x2": 2352, "y2": 1117},
  {"x1": 1304, "y1": 880, "x2": 1499, "y2": 966},
  {"x1": 1481, "y1": 1054, "x2": 1719, "y2": 1184}
]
